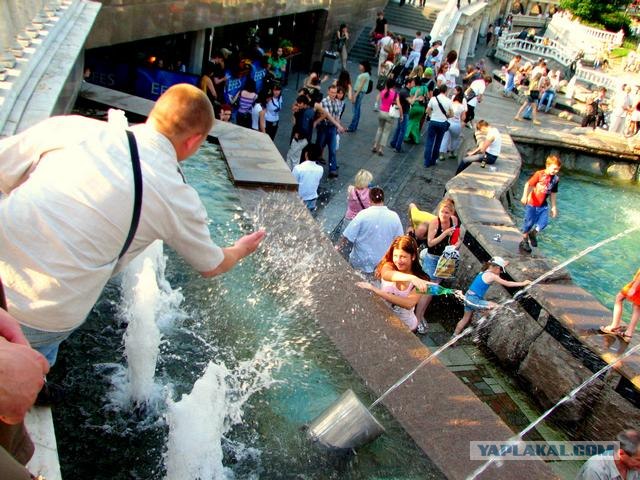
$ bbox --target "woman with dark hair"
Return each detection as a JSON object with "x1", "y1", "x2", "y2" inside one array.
[
  {"x1": 356, "y1": 235, "x2": 434, "y2": 332},
  {"x1": 268, "y1": 47, "x2": 287, "y2": 84},
  {"x1": 251, "y1": 93, "x2": 267, "y2": 133},
  {"x1": 264, "y1": 84, "x2": 283, "y2": 140},
  {"x1": 303, "y1": 61, "x2": 328, "y2": 91},
  {"x1": 234, "y1": 78, "x2": 258, "y2": 129},
  {"x1": 335, "y1": 24, "x2": 350, "y2": 71},
  {"x1": 335, "y1": 69, "x2": 353, "y2": 103},
  {"x1": 372, "y1": 77, "x2": 402, "y2": 156}
]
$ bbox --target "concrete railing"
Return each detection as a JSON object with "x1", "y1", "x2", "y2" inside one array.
[
  {"x1": 545, "y1": 14, "x2": 623, "y2": 55},
  {"x1": 497, "y1": 34, "x2": 576, "y2": 67},
  {"x1": 430, "y1": 0, "x2": 463, "y2": 45},
  {"x1": 573, "y1": 62, "x2": 624, "y2": 90},
  {"x1": 0, "y1": 0, "x2": 101, "y2": 137},
  {"x1": 511, "y1": 14, "x2": 549, "y2": 29}
]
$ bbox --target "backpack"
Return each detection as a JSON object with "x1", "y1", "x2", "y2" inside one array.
[{"x1": 365, "y1": 78, "x2": 373, "y2": 94}]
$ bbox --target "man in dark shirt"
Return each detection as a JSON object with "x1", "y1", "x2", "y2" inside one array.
[
  {"x1": 390, "y1": 78, "x2": 414, "y2": 153},
  {"x1": 291, "y1": 95, "x2": 315, "y2": 144},
  {"x1": 210, "y1": 50, "x2": 227, "y2": 101},
  {"x1": 371, "y1": 11, "x2": 388, "y2": 55}
]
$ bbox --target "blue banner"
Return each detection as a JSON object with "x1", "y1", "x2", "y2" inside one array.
[
  {"x1": 251, "y1": 60, "x2": 267, "y2": 95},
  {"x1": 224, "y1": 71, "x2": 245, "y2": 105},
  {"x1": 86, "y1": 60, "x2": 131, "y2": 91},
  {"x1": 134, "y1": 67, "x2": 199, "y2": 101}
]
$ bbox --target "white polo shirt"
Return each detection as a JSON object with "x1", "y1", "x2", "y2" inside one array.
[
  {"x1": 428, "y1": 94, "x2": 453, "y2": 122},
  {"x1": 343, "y1": 205, "x2": 403, "y2": 273},
  {"x1": 467, "y1": 79, "x2": 486, "y2": 108},
  {"x1": 0, "y1": 116, "x2": 223, "y2": 332},
  {"x1": 292, "y1": 161, "x2": 323, "y2": 201}
]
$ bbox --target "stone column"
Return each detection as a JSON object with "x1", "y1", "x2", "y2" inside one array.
[
  {"x1": 525, "y1": 0, "x2": 533, "y2": 14},
  {"x1": 468, "y1": 20, "x2": 481, "y2": 57},
  {"x1": 447, "y1": 28, "x2": 464, "y2": 56},
  {"x1": 479, "y1": 13, "x2": 490, "y2": 36},
  {"x1": 458, "y1": 26, "x2": 474, "y2": 68},
  {"x1": 189, "y1": 29, "x2": 206, "y2": 75}
]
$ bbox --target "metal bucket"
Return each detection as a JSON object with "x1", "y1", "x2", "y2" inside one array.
[{"x1": 306, "y1": 389, "x2": 385, "y2": 451}]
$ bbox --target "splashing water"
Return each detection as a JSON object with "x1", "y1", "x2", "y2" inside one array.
[
  {"x1": 514, "y1": 224, "x2": 640, "y2": 300},
  {"x1": 165, "y1": 362, "x2": 230, "y2": 480},
  {"x1": 369, "y1": 225, "x2": 640, "y2": 412},
  {"x1": 164, "y1": 344, "x2": 282, "y2": 480},
  {"x1": 465, "y1": 343, "x2": 640, "y2": 480},
  {"x1": 119, "y1": 240, "x2": 185, "y2": 407}
]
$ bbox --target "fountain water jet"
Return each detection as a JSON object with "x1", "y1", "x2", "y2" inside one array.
[
  {"x1": 120, "y1": 241, "x2": 164, "y2": 406},
  {"x1": 309, "y1": 226, "x2": 640, "y2": 451},
  {"x1": 465, "y1": 343, "x2": 640, "y2": 480}
]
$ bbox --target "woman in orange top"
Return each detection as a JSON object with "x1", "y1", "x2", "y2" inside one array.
[{"x1": 600, "y1": 268, "x2": 640, "y2": 342}]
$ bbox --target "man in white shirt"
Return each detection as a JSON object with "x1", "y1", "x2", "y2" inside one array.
[
  {"x1": 0, "y1": 84, "x2": 265, "y2": 366},
  {"x1": 455, "y1": 119, "x2": 502, "y2": 174},
  {"x1": 404, "y1": 31, "x2": 424, "y2": 72},
  {"x1": 292, "y1": 143, "x2": 324, "y2": 210},
  {"x1": 576, "y1": 429, "x2": 640, "y2": 480},
  {"x1": 377, "y1": 33, "x2": 395, "y2": 72},
  {"x1": 465, "y1": 74, "x2": 492, "y2": 127},
  {"x1": 609, "y1": 84, "x2": 633, "y2": 134},
  {"x1": 337, "y1": 187, "x2": 403, "y2": 274}
]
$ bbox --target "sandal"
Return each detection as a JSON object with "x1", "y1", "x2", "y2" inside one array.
[
  {"x1": 599, "y1": 325, "x2": 619, "y2": 335},
  {"x1": 619, "y1": 332, "x2": 633, "y2": 343}
]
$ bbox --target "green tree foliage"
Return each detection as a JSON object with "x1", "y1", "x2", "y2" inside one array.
[{"x1": 559, "y1": 0, "x2": 632, "y2": 33}]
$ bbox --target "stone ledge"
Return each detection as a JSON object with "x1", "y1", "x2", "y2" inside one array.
[
  {"x1": 445, "y1": 123, "x2": 640, "y2": 427},
  {"x1": 0, "y1": 0, "x2": 101, "y2": 136}
]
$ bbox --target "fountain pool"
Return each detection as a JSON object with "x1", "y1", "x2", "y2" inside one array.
[
  {"x1": 48, "y1": 141, "x2": 445, "y2": 479},
  {"x1": 510, "y1": 170, "x2": 640, "y2": 330}
]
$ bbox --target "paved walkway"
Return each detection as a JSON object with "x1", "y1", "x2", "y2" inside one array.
[{"x1": 272, "y1": 42, "x2": 587, "y2": 237}]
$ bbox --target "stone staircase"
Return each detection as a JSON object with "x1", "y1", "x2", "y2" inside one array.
[{"x1": 349, "y1": 1, "x2": 440, "y2": 66}]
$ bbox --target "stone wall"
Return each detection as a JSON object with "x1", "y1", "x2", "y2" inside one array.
[
  {"x1": 515, "y1": 142, "x2": 640, "y2": 182},
  {"x1": 446, "y1": 129, "x2": 640, "y2": 440},
  {"x1": 86, "y1": 0, "x2": 386, "y2": 62},
  {"x1": 0, "y1": 0, "x2": 45, "y2": 51}
]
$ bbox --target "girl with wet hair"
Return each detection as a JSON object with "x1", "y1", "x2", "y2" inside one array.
[{"x1": 356, "y1": 236, "x2": 436, "y2": 332}]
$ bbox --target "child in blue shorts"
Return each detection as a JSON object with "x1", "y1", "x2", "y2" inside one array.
[
  {"x1": 519, "y1": 154, "x2": 561, "y2": 253},
  {"x1": 453, "y1": 257, "x2": 531, "y2": 335}
]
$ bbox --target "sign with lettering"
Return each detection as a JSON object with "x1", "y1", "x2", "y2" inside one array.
[{"x1": 135, "y1": 67, "x2": 198, "y2": 101}]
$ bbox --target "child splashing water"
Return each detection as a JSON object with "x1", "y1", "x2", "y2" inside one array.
[
  {"x1": 356, "y1": 236, "x2": 437, "y2": 332},
  {"x1": 453, "y1": 257, "x2": 531, "y2": 336}
]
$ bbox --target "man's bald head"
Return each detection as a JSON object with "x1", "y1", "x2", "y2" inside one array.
[{"x1": 148, "y1": 84, "x2": 214, "y2": 159}]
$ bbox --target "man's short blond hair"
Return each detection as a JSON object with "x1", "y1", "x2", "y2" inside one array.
[{"x1": 149, "y1": 84, "x2": 214, "y2": 139}]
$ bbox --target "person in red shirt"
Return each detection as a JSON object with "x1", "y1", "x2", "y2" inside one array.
[{"x1": 519, "y1": 155, "x2": 561, "y2": 253}]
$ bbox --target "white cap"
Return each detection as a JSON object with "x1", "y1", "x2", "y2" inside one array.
[{"x1": 490, "y1": 256, "x2": 507, "y2": 271}]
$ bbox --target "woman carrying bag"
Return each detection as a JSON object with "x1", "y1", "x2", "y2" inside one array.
[
  {"x1": 415, "y1": 198, "x2": 462, "y2": 333},
  {"x1": 372, "y1": 77, "x2": 402, "y2": 156}
]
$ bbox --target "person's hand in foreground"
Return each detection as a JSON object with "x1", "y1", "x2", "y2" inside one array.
[
  {"x1": 202, "y1": 230, "x2": 267, "y2": 277},
  {"x1": 0, "y1": 338, "x2": 49, "y2": 424}
]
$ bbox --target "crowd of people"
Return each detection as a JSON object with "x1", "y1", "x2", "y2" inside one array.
[
  {"x1": 500, "y1": 45, "x2": 640, "y2": 138},
  {"x1": 2, "y1": 7, "x2": 640, "y2": 479}
]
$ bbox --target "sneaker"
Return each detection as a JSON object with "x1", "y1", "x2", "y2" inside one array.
[
  {"x1": 529, "y1": 229, "x2": 538, "y2": 247},
  {"x1": 519, "y1": 239, "x2": 532, "y2": 253},
  {"x1": 416, "y1": 320, "x2": 428, "y2": 335}
]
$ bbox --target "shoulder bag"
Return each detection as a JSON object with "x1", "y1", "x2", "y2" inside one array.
[{"x1": 434, "y1": 96, "x2": 451, "y2": 130}]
